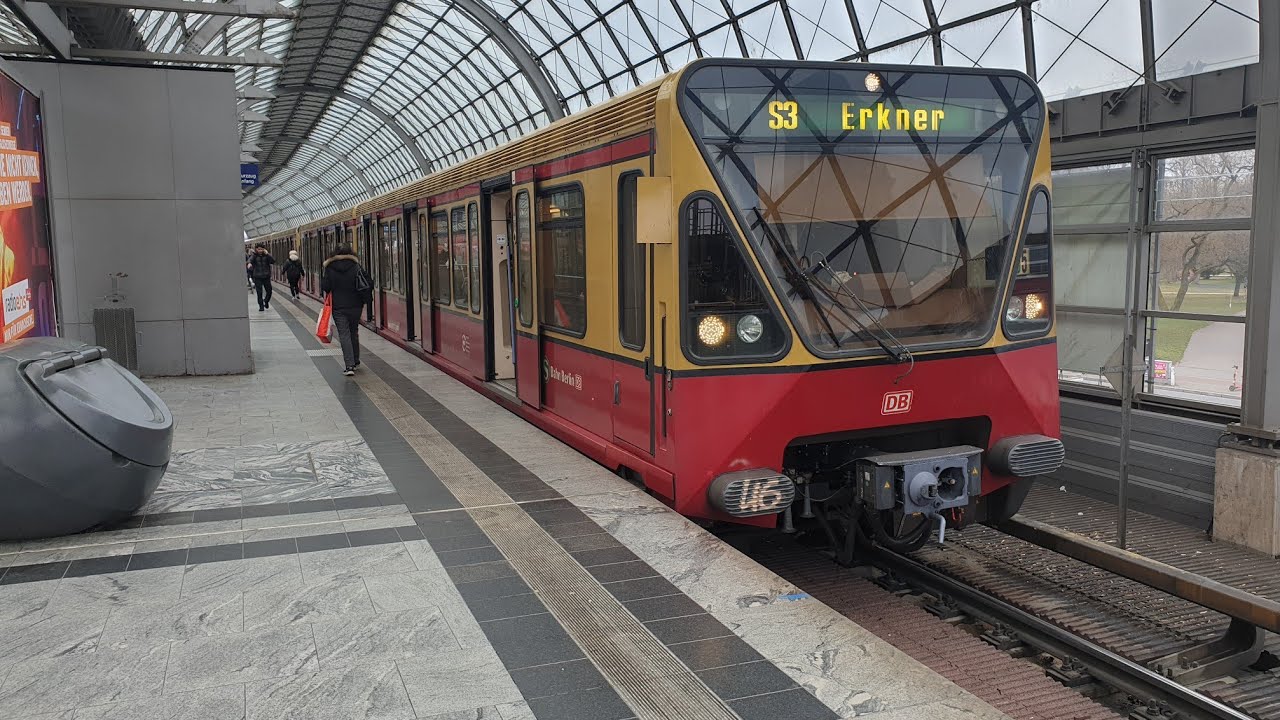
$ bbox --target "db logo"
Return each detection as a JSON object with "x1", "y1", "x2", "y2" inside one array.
[{"x1": 882, "y1": 390, "x2": 913, "y2": 415}]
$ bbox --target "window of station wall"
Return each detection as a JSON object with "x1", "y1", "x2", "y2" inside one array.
[
  {"x1": 431, "y1": 212, "x2": 450, "y2": 304},
  {"x1": 1051, "y1": 149, "x2": 1254, "y2": 409},
  {"x1": 515, "y1": 191, "x2": 533, "y2": 328},
  {"x1": 618, "y1": 172, "x2": 644, "y2": 350},
  {"x1": 537, "y1": 186, "x2": 586, "y2": 335},
  {"x1": 468, "y1": 203, "x2": 481, "y2": 313},
  {"x1": 452, "y1": 208, "x2": 469, "y2": 309}
]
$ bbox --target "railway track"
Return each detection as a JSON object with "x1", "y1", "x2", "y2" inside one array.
[{"x1": 722, "y1": 524, "x2": 1280, "y2": 720}]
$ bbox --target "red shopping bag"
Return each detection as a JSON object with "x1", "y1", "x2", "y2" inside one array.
[{"x1": 316, "y1": 295, "x2": 334, "y2": 343}]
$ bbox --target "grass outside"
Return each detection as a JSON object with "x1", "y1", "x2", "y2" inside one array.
[{"x1": 1153, "y1": 277, "x2": 1245, "y2": 363}]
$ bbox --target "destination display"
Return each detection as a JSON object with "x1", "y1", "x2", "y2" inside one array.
[
  {"x1": 699, "y1": 91, "x2": 1006, "y2": 140},
  {"x1": 683, "y1": 67, "x2": 1039, "y2": 143}
]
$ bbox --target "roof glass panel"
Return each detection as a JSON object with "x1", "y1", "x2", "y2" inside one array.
[
  {"x1": 940, "y1": 8, "x2": 1025, "y2": 70},
  {"x1": 853, "y1": 0, "x2": 929, "y2": 49},
  {"x1": 788, "y1": 1, "x2": 859, "y2": 59},
  {"x1": 1031, "y1": 0, "x2": 1142, "y2": 100},
  {"x1": 1152, "y1": 0, "x2": 1259, "y2": 80}
]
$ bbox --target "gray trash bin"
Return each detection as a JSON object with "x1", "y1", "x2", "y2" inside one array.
[{"x1": 0, "y1": 336, "x2": 173, "y2": 541}]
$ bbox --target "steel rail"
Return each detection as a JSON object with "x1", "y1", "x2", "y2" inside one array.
[{"x1": 868, "y1": 546, "x2": 1256, "y2": 720}]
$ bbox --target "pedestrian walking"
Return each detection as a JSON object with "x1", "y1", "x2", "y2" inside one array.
[
  {"x1": 283, "y1": 250, "x2": 305, "y2": 299},
  {"x1": 321, "y1": 244, "x2": 372, "y2": 376},
  {"x1": 245, "y1": 250, "x2": 253, "y2": 290},
  {"x1": 248, "y1": 244, "x2": 275, "y2": 311}
]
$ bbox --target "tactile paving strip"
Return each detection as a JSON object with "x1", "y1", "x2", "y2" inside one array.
[
  {"x1": 347, "y1": 363, "x2": 741, "y2": 720},
  {"x1": 477, "y1": 504, "x2": 741, "y2": 720}
]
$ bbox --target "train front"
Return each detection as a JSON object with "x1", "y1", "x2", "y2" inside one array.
[{"x1": 669, "y1": 60, "x2": 1063, "y2": 548}]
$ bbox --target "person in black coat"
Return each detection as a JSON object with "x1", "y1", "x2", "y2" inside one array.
[
  {"x1": 283, "y1": 250, "x2": 305, "y2": 299},
  {"x1": 321, "y1": 245, "x2": 370, "y2": 376},
  {"x1": 247, "y1": 244, "x2": 275, "y2": 311}
]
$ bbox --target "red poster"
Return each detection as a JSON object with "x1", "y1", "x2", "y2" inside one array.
[{"x1": 0, "y1": 69, "x2": 53, "y2": 343}]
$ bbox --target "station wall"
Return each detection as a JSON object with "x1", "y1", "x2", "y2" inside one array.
[{"x1": 2, "y1": 59, "x2": 250, "y2": 376}]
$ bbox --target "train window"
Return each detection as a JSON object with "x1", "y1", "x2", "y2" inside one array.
[
  {"x1": 394, "y1": 220, "x2": 403, "y2": 295},
  {"x1": 468, "y1": 202, "x2": 481, "y2": 313},
  {"x1": 515, "y1": 191, "x2": 533, "y2": 328},
  {"x1": 537, "y1": 186, "x2": 587, "y2": 336},
  {"x1": 452, "y1": 208, "x2": 469, "y2": 309},
  {"x1": 417, "y1": 215, "x2": 428, "y2": 301},
  {"x1": 379, "y1": 224, "x2": 390, "y2": 291},
  {"x1": 682, "y1": 196, "x2": 786, "y2": 362},
  {"x1": 431, "y1": 212, "x2": 450, "y2": 304},
  {"x1": 1003, "y1": 188, "x2": 1053, "y2": 339},
  {"x1": 618, "y1": 172, "x2": 644, "y2": 350}
]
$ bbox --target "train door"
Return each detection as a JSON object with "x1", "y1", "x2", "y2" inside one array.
[
  {"x1": 611, "y1": 169, "x2": 654, "y2": 455},
  {"x1": 415, "y1": 205, "x2": 433, "y2": 352},
  {"x1": 427, "y1": 209, "x2": 449, "y2": 354},
  {"x1": 355, "y1": 220, "x2": 374, "y2": 326},
  {"x1": 511, "y1": 168, "x2": 541, "y2": 408},
  {"x1": 484, "y1": 185, "x2": 515, "y2": 392}
]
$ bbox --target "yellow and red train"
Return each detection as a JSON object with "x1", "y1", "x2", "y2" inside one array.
[{"x1": 254, "y1": 59, "x2": 1063, "y2": 552}]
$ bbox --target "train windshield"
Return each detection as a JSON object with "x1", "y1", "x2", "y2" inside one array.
[{"x1": 679, "y1": 63, "x2": 1044, "y2": 356}]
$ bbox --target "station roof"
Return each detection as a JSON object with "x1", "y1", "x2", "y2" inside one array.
[{"x1": 0, "y1": 0, "x2": 1261, "y2": 236}]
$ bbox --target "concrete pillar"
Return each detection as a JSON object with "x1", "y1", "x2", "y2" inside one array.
[
  {"x1": 1214, "y1": 0, "x2": 1280, "y2": 557},
  {"x1": 1214, "y1": 449, "x2": 1280, "y2": 557}
]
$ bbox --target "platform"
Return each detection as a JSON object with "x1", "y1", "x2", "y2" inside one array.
[{"x1": 0, "y1": 294, "x2": 1008, "y2": 720}]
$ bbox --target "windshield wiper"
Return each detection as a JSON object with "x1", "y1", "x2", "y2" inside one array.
[
  {"x1": 748, "y1": 208, "x2": 842, "y2": 349},
  {"x1": 810, "y1": 259, "x2": 913, "y2": 364}
]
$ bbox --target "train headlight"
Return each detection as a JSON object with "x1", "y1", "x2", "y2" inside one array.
[
  {"x1": 698, "y1": 315, "x2": 728, "y2": 347},
  {"x1": 1005, "y1": 294, "x2": 1025, "y2": 321},
  {"x1": 1023, "y1": 293, "x2": 1047, "y2": 320},
  {"x1": 736, "y1": 314, "x2": 763, "y2": 344}
]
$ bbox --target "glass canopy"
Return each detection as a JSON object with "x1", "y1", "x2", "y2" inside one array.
[{"x1": 0, "y1": 0, "x2": 1260, "y2": 235}]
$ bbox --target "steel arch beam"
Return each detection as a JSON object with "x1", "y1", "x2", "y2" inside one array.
[
  {"x1": 449, "y1": 0, "x2": 566, "y2": 120},
  {"x1": 259, "y1": 133, "x2": 374, "y2": 195},
  {"x1": 274, "y1": 85, "x2": 433, "y2": 176}
]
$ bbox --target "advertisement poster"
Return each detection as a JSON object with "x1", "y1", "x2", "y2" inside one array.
[{"x1": 0, "y1": 68, "x2": 52, "y2": 343}]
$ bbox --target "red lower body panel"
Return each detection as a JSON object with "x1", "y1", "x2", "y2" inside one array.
[{"x1": 666, "y1": 343, "x2": 1060, "y2": 521}]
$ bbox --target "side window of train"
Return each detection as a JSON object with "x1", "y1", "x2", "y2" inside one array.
[
  {"x1": 468, "y1": 202, "x2": 481, "y2": 313},
  {"x1": 618, "y1": 171, "x2": 644, "y2": 350},
  {"x1": 417, "y1": 216, "x2": 428, "y2": 300},
  {"x1": 537, "y1": 185, "x2": 587, "y2": 336},
  {"x1": 431, "y1": 213, "x2": 450, "y2": 304},
  {"x1": 452, "y1": 207, "x2": 469, "y2": 309},
  {"x1": 515, "y1": 191, "x2": 533, "y2": 328},
  {"x1": 392, "y1": 220, "x2": 402, "y2": 295},
  {"x1": 682, "y1": 196, "x2": 787, "y2": 362}
]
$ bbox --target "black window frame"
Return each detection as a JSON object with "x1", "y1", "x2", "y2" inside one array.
[
  {"x1": 618, "y1": 170, "x2": 645, "y2": 351},
  {"x1": 679, "y1": 192, "x2": 792, "y2": 365},
  {"x1": 536, "y1": 182, "x2": 588, "y2": 338}
]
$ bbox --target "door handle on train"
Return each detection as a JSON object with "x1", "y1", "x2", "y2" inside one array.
[
  {"x1": 643, "y1": 356, "x2": 652, "y2": 380},
  {"x1": 613, "y1": 380, "x2": 621, "y2": 405}
]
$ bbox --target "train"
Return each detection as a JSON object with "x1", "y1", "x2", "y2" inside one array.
[{"x1": 252, "y1": 58, "x2": 1064, "y2": 556}]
